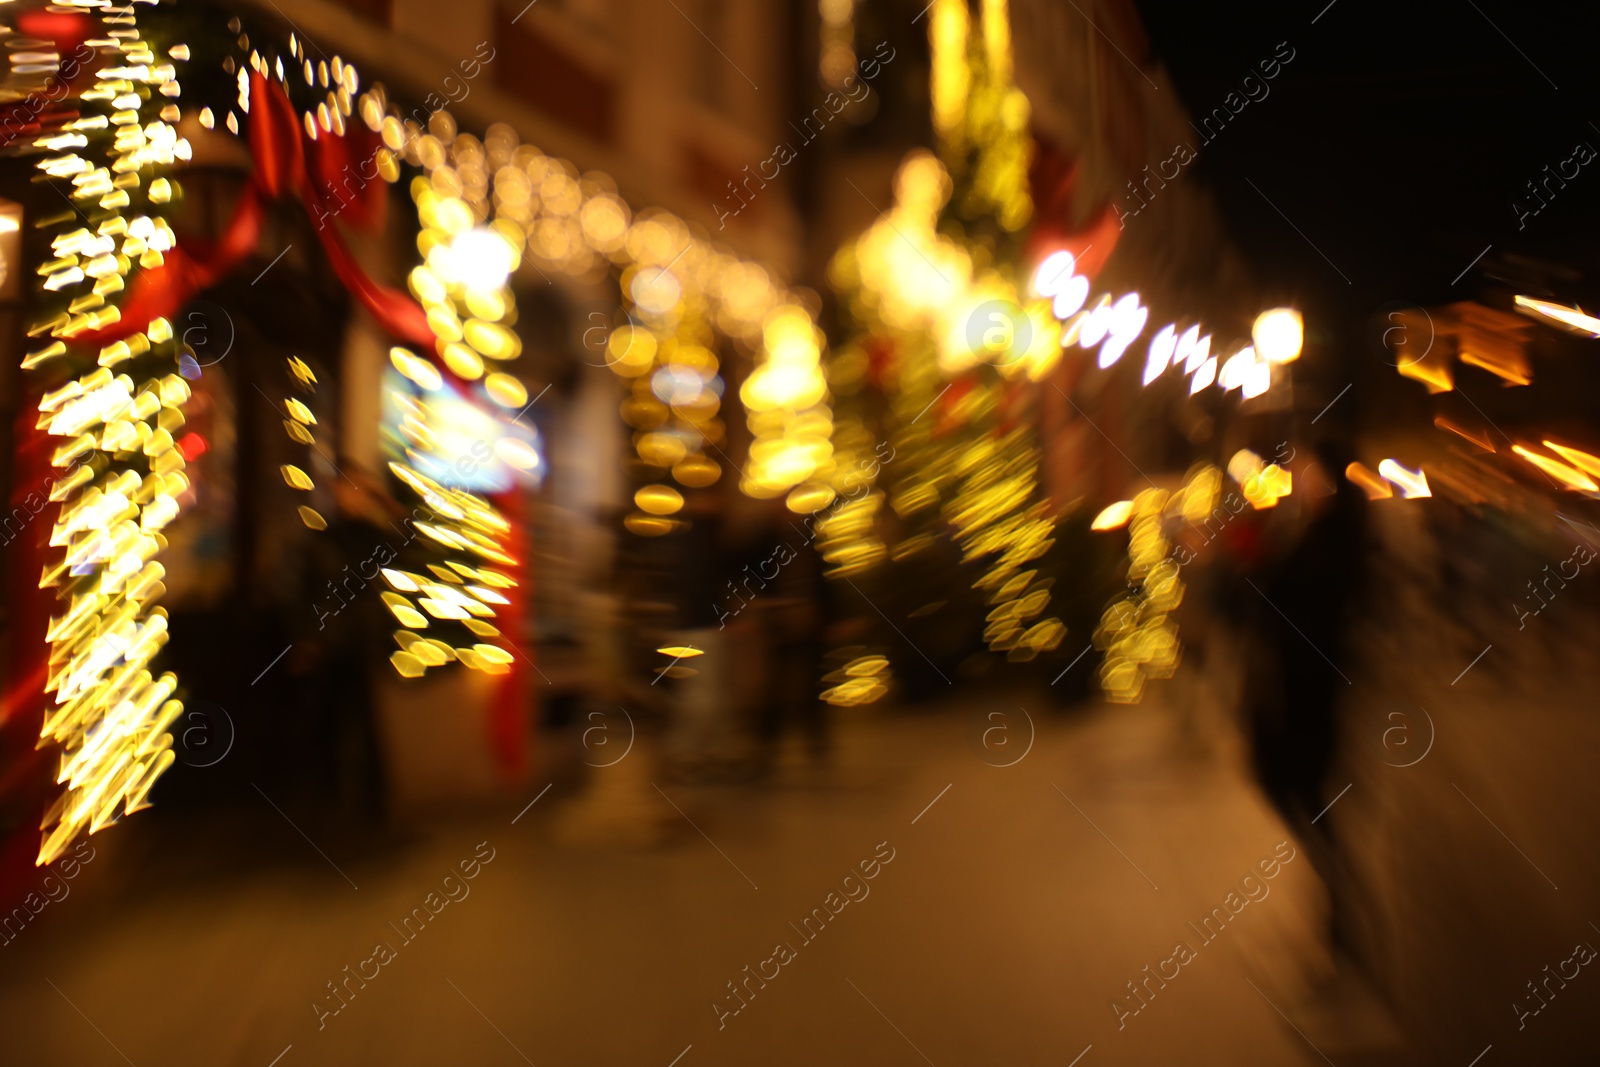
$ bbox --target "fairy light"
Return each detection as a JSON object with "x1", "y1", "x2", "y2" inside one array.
[
  {"x1": 1094, "y1": 484, "x2": 1189, "y2": 704},
  {"x1": 339, "y1": 82, "x2": 836, "y2": 672},
  {"x1": 818, "y1": 0, "x2": 858, "y2": 90},
  {"x1": 28, "y1": 9, "x2": 193, "y2": 866}
]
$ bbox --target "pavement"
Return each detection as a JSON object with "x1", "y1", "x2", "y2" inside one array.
[{"x1": 0, "y1": 678, "x2": 1363, "y2": 1067}]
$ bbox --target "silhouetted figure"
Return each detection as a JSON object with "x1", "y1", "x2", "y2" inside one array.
[
  {"x1": 1248, "y1": 440, "x2": 1368, "y2": 949},
  {"x1": 657, "y1": 487, "x2": 742, "y2": 778},
  {"x1": 753, "y1": 512, "x2": 831, "y2": 773},
  {"x1": 287, "y1": 468, "x2": 394, "y2": 827}
]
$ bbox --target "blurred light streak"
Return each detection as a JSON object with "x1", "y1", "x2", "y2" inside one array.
[
  {"x1": 1434, "y1": 415, "x2": 1495, "y2": 452},
  {"x1": 1514, "y1": 295, "x2": 1600, "y2": 336},
  {"x1": 1511, "y1": 445, "x2": 1599, "y2": 492},
  {"x1": 1377, "y1": 459, "x2": 1432, "y2": 498},
  {"x1": 1344, "y1": 463, "x2": 1392, "y2": 500}
]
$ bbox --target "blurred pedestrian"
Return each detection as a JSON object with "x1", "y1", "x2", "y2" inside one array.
[
  {"x1": 1245, "y1": 439, "x2": 1369, "y2": 952},
  {"x1": 657, "y1": 485, "x2": 743, "y2": 779},
  {"x1": 752, "y1": 506, "x2": 831, "y2": 775},
  {"x1": 286, "y1": 464, "x2": 395, "y2": 827}
]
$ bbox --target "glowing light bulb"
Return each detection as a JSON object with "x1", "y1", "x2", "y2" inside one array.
[
  {"x1": 1078, "y1": 298, "x2": 1113, "y2": 348},
  {"x1": 1252, "y1": 308, "x2": 1303, "y2": 363},
  {"x1": 1218, "y1": 347, "x2": 1256, "y2": 391},
  {"x1": 1052, "y1": 275, "x2": 1090, "y2": 319},
  {"x1": 1032, "y1": 250, "x2": 1076, "y2": 297},
  {"x1": 1242, "y1": 360, "x2": 1272, "y2": 399},
  {"x1": 1378, "y1": 459, "x2": 1432, "y2": 498},
  {"x1": 1143, "y1": 324, "x2": 1177, "y2": 385},
  {"x1": 443, "y1": 227, "x2": 515, "y2": 291},
  {"x1": 1513, "y1": 295, "x2": 1600, "y2": 336}
]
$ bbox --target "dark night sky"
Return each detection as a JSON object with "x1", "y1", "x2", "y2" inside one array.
[
  {"x1": 1126, "y1": 0, "x2": 1600, "y2": 433},
  {"x1": 1131, "y1": 0, "x2": 1600, "y2": 320}
]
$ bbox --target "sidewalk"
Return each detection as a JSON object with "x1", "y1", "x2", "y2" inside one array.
[{"x1": 0, "y1": 682, "x2": 1352, "y2": 1066}]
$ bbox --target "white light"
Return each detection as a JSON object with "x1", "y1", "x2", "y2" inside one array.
[
  {"x1": 1098, "y1": 334, "x2": 1133, "y2": 369},
  {"x1": 1033, "y1": 251, "x2": 1076, "y2": 297},
  {"x1": 1378, "y1": 459, "x2": 1431, "y2": 498},
  {"x1": 1078, "y1": 298, "x2": 1113, "y2": 348},
  {"x1": 1242, "y1": 360, "x2": 1272, "y2": 399},
  {"x1": 496, "y1": 436, "x2": 543, "y2": 474},
  {"x1": 1109, "y1": 292, "x2": 1146, "y2": 339},
  {"x1": 1185, "y1": 333, "x2": 1211, "y2": 374},
  {"x1": 1143, "y1": 324, "x2": 1177, "y2": 385},
  {"x1": 1090, "y1": 500, "x2": 1134, "y2": 530},
  {"x1": 442, "y1": 227, "x2": 515, "y2": 291},
  {"x1": 1218, "y1": 347, "x2": 1256, "y2": 391},
  {"x1": 1173, "y1": 325, "x2": 1198, "y2": 368},
  {"x1": 1253, "y1": 308, "x2": 1304, "y2": 363},
  {"x1": 1190, "y1": 356, "x2": 1216, "y2": 394},
  {"x1": 631, "y1": 268, "x2": 682, "y2": 315},
  {"x1": 1513, "y1": 295, "x2": 1600, "y2": 337},
  {"x1": 1052, "y1": 274, "x2": 1090, "y2": 319}
]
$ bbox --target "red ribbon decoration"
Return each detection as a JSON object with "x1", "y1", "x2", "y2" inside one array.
[
  {"x1": 78, "y1": 72, "x2": 432, "y2": 350},
  {"x1": 1023, "y1": 133, "x2": 1122, "y2": 282},
  {"x1": 0, "y1": 10, "x2": 99, "y2": 150}
]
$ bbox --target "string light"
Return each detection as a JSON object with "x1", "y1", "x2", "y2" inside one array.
[{"x1": 28, "y1": 7, "x2": 192, "y2": 866}]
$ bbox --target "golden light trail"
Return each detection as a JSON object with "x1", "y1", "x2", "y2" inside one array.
[
  {"x1": 1513, "y1": 295, "x2": 1600, "y2": 336},
  {"x1": 1434, "y1": 415, "x2": 1495, "y2": 452},
  {"x1": 1543, "y1": 441, "x2": 1600, "y2": 479},
  {"x1": 1512, "y1": 445, "x2": 1600, "y2": 492},
  {"x1": 1346, "y1": 462, "x2": 1394, "y2": 500}
]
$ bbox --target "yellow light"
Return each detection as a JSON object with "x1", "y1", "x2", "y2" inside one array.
[
  {"x1": 473, "y1": 644, "x2": 514, "y2": 666},
  {"x1": 657, "y1": 645, "x2": 705, "y2": 658},
  {"x1": 1396, "y1": 350, "x2": 1453, "y2": 393},
  {"x1": 1512, "y1": 445, "x2": 1599, "y2": 492},
  {"x1": 484, "y1": 373, "x2": 528, "y2": 408},
  {"x1": 441, "y1": 342, "x2": 485, "y2": 380},
  {"x1": 1459, "y1": 349, "x2": 1530, "y2": 386},
  {"x1": 637, "y1": 432, "x2": 688, "y2": 467},
  {"x1": 462, "y1": 320, "x2": 521, "y2": 360},
  {"x1": 930, "y1": 0, "x2": 970, "y2": 135},
  {"x1": 1434, "y1": 416, "x2": 1495, "y2": 453},
  {"x1": 635, "y1": 484, "x2": 684, "y2": 515},
  {"x1": 1243, "y1": 464, "x2": 1292, "y2": 508},
  {"x1": 1091, "y1": 500, "x2": 1133, "y2": 531},
  {"x1": 672, "y1": 456, "x2": 721, "y2": 487},
  {"x1": 390, "y1": 347, "x2": 442, "y2": 391},
  {"x1": 1544, "y1": 441, "x2": 1600, "y2": 478},
  {"x1": 1227, "y1": 449, "x2": 1264, "y2": 486},
  {"x1": 624, "y1": 512, "x2": 676, "y2": 536},
  {"x1": 382, "y1": 568, "x2": 420, "y2": 592},
  {"x1": 786, "y1": 483, "x2": 836, "y2": 513},
  {"x1": 280, "y1": 464, "x2": 313, "y2": 490}
]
